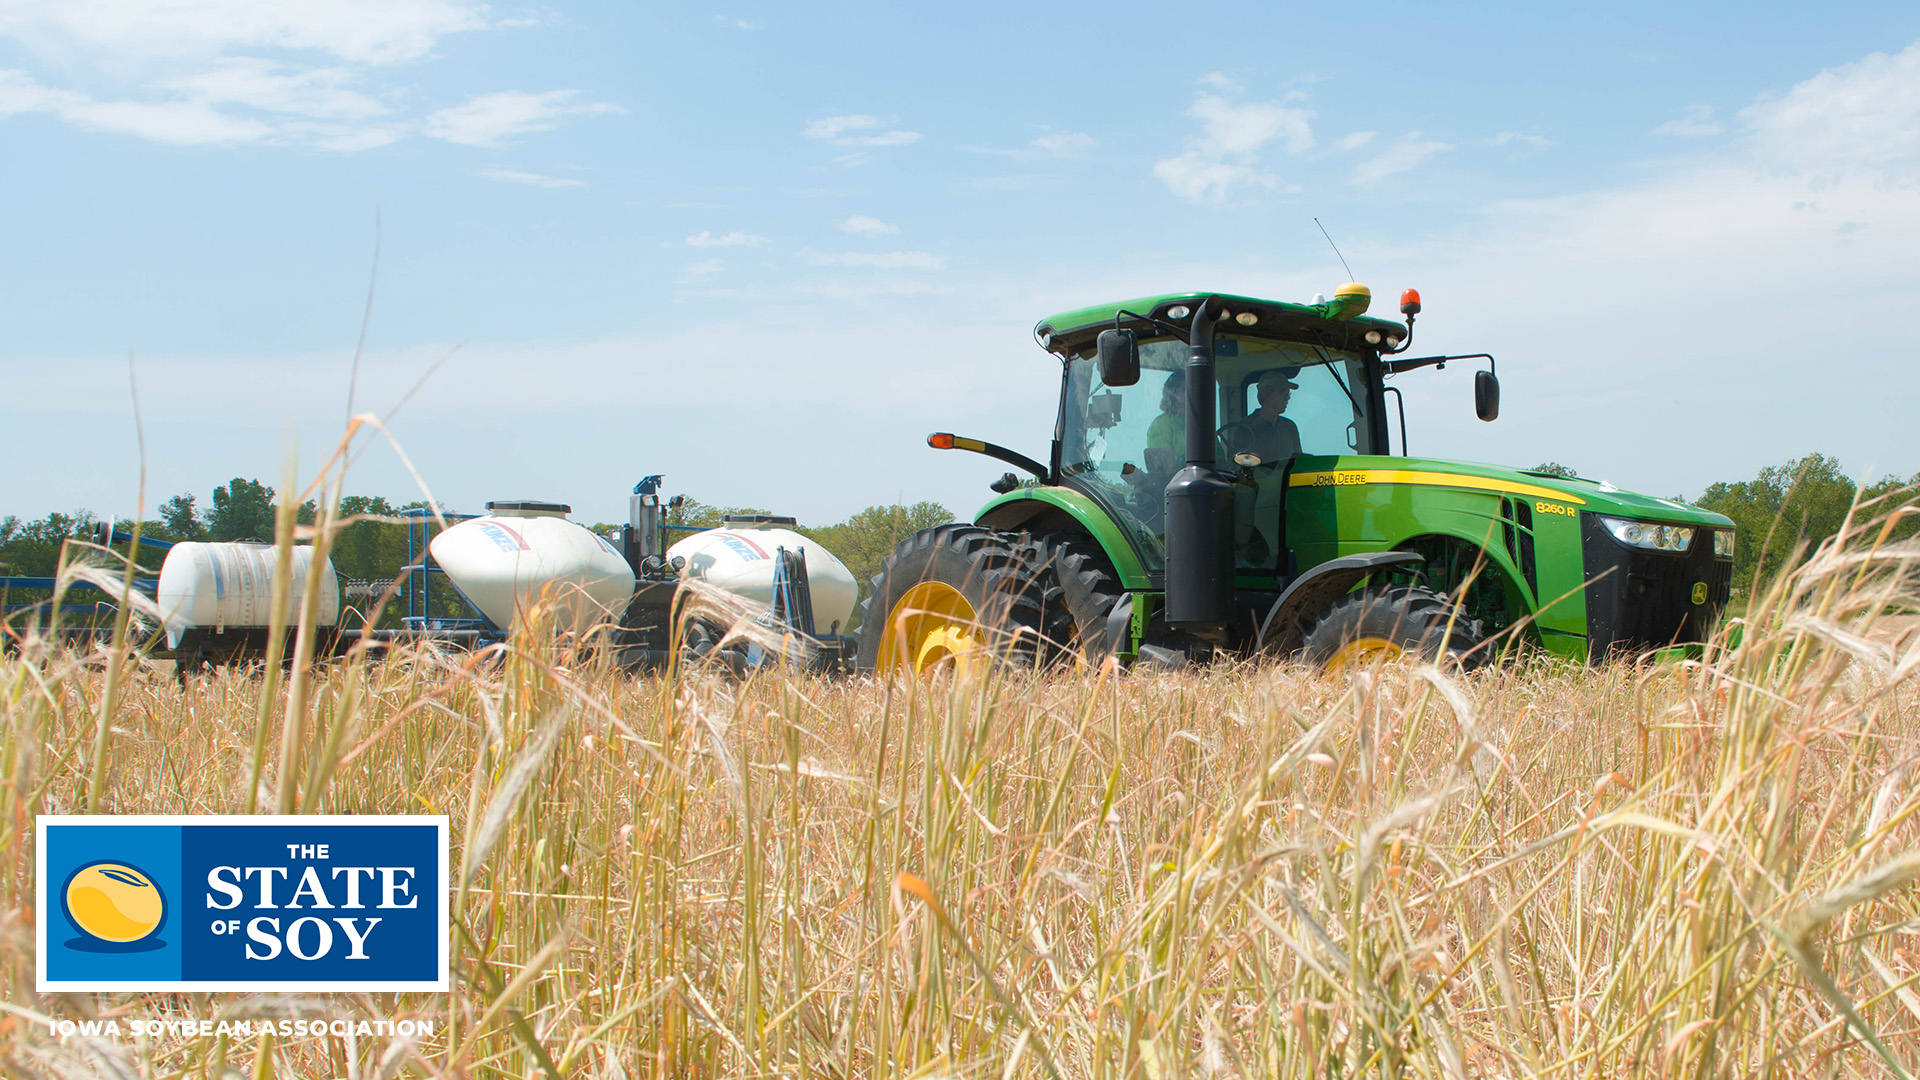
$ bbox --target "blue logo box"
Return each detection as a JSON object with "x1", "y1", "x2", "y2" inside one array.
[{"x1": 39, "y1": 816, "x2": 448, "y2": 992}]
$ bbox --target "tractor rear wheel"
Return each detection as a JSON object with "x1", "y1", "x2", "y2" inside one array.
[
  {"x1": 1300, "y1": 584, "x2": 1486, "y2": 673},
  {"x1": 855, "y1": 525, "x2": 1052, "y2": 674},
  {"x1": 1019, "y1": 532, "x2": 1127, "y2": 665}
]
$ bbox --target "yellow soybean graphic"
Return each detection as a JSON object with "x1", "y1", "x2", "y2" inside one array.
[{"x1": 65, "y1": 863, "x2": 164, "y2": 943}]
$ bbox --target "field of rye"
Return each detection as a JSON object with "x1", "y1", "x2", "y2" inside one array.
[{"x1": 1, "y1": 493, "x2": 1917, "y2": 1078}]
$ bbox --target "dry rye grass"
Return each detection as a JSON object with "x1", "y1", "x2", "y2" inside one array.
[{"x1": 1, "y1": 514, "x2": 1918, "y2": 1077}]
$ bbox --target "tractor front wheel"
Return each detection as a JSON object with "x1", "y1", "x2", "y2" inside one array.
[
  {"x1": 855, "y1": 525, "x2": 1051, "y2": 675},
  {"x1": 1019, "y1": 531, "x2": 1127, "y2": 665},
  {"x1": 1300, "y1": 584, "x2": 1485, "y2": 673}
]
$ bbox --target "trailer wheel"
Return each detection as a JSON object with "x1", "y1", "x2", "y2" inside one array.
[
  {"x1": 1300, "y1": 584, "x2": 1485, "y2": 673},
  {"x1": 1019, "y1": 532, "x2": 1127, "y2": 665},
  {"x1": 854, "y1": 525, "x2": 1051, "y2": 674}
]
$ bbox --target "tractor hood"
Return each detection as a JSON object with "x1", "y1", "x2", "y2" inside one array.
[{"x1": 1332, "y1": 455, "x2": 1735, "y2": 529}]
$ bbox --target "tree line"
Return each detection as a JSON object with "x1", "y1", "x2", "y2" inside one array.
[
  {"x1": 0, "y1": 479, "x2": 438, "y2": 586},
  {"x1": 0, "y1": 480, "x2": 955, "y2": 628},
  {"x1": 1692, "y1": 454, "x2": 1916, "y2": 592}
]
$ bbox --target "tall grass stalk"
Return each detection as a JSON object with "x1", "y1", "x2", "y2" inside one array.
[{"x1": 0, "y1": 492, "x2": 1916, "y2": 1076}]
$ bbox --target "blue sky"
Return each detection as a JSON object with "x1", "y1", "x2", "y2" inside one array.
[{"x1": 4, "y1": 1, "x2": 1919, "y2": 527}]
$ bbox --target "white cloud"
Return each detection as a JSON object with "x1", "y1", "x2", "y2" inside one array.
[
  {"x1": 801, "y1": 250, "x2": 943, "y2": 269},
  {"x1": 679, "y1": 259, "x2": 724, "y2": 280},
  {"x1": 1030, "y1": 131, "x2": 1094, "y2": 157},
  {"x1": 848, "y1": 131, "x2": 917, "y2": 147},
  {"x1": 1353, "y1": 132, "x2": 1450, "y2": 183},
  {"x1": 839, "y1": 215, "x2": 899, "y2": 236},
  {"x1": 0, "y1": 0, "x2": 550, "y2": 152},
  {"x1": 803, "y1": 113, "x2": 919, "y2": 147},
  {"x1": 477, "y1": 167, "x2": 585, "y2": 188},
  {"x1": 424, "y1": 90, "x2": 623, "y2": 147},
  {"x1": 1741, "y1": 40, "x2": 1920, "y2": 167},
  {"x1": 1197, "y1": 71, "x2": 1241, "y2": 93},
  {"x1": 289, "y1": 120, "x2": 409, "y2": 152},
  {"x1": 0, "y1": 68, "x2": 275, "y2": 143},
  {"x1": 686, "y1": 230, "x2": 766, "y2": 248},
  {"x1": 804, "y1": 114, "x2": 875, "y2": 139},
  {"x1": 1151, "y1": 153, "x2": 1274, "y2": 203},
  {"x1": 1337, "y1": 130, "x2": 1376, "y2": 151},
  {"x1": 1488, "y1": 131, "x2": 1553, "y2": 155},
  {"x1": 1655, "y1": 103, "x2": 1723, "y2": 137},
  {"x1": 165, "y1": 58, "x2": 386, "y2": 120},
  {"x1": 1189, "y1": 93, "x2": 1313, "y2": 157},
  {"x1": 0, "y1": 68, "x2": 63, "y2": 117},
  {"x1": 1153, "y1": 87, "x2": 1312, "y2": 203},
  {"x1": 0, "y1": 63, "x2": 412, "y2": 148},
  {"x1": 966, "y1": 130, "x2": 1096, "y2": 160},
  {"x1": 0, "y1": 0, "x2": 488, "y2": 65},
  {"x1": 714, "y1": 15, "x2": 763, "y2": 30}
]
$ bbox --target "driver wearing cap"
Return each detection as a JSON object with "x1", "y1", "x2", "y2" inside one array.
[{"x1": 1224, "y1": 368, "x2": 1303, "y2": 464}]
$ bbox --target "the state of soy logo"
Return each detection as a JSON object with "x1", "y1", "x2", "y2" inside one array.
[{"x1": 38, "y1": 816, "x2": 448, "y2": 992}]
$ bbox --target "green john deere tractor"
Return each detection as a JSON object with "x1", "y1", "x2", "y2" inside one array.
[{"x1": 854, "y1": 286, "x2": 1735, "y2": 673}]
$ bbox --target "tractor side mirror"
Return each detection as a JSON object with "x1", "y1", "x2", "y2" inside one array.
[
  {"x1": 1096, "y1": 329, "x2": 1140, "y2": 387},
  {"x1": 1475, "y1": 369, "x2": 1500, "y2": 422}
]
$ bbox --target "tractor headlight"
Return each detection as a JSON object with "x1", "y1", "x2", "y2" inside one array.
[
  {"x1": 1713, "y1": 529, "x2": 1735, "y2": 558},
  {"x1": 1599, "y1": 515, "x2": 1695, "y2": 553}
]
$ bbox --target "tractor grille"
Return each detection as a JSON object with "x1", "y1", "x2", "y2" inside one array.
[{"x1": 1580, "y1": 514, "x2": 1732, "y2": 659}]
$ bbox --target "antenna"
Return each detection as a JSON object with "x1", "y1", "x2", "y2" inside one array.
[{"x1": 1314, "y1": 217, "x2": 1354, "y2": 280}]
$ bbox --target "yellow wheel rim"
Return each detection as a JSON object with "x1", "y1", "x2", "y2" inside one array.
[
  {"x1": 876, "y1": 582, "x2": 983, "y2": 675},
  {"x1": 1324, "y1": 636, "x2": 1405, "y2": 675}
]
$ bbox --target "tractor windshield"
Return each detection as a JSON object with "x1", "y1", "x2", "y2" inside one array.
[{"x1": 1061, "y1": 335, "x2": 1375, "y2": 574}]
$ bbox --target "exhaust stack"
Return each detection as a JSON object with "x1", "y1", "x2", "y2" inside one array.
[{"x1": 1162, "y1": 297, "x2": 1234, "y2": 628}]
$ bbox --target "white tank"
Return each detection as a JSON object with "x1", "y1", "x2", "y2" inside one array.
[
  {"x1": 430, "y1": 503, "x2": 636, "y2": 632},
  {"x1": 155, "y1": 543, "x2": 341, "y2": 649},
  {"x1": 666, "y1": 522, "x2": 858, "y2": 635}
]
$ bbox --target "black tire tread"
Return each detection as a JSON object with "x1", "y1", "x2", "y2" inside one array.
[
  {"x1": 1017, "y1": 531, "x2": 1127, "y2": 663},
  {"x1": 1299, "y1": 584, "x2": 1486, "y2": 670}
]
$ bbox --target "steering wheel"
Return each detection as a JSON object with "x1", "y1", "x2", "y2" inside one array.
[{"x1": 1218, "y1": 420, "x2": 1262, "y2": 460}]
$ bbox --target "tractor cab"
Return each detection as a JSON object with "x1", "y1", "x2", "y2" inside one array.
[{"x1": 1059, "y1": 329, "x2": 1383, "y2": 582}]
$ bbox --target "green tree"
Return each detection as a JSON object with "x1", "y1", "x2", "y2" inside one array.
[
  {"x1": 663, "y1": 496, "x2": 769, "y2": 532},
  {"x1": 332, "y1": 495, "x2": 408, "y2": 583},
  {"x1": 1860, "y1": 471, "x2": 1920, "y2": 543},
  {"x1": 1697, "y1": 453, "x2": 1862, "y2": 589},
  {"x1": 1530, "y1": 461, "x2": 1578, "y2": 478},
  {"x1": 800, "y1": 501, "x2": 954, "y2": 628},
  {"x1": 0, "y1": 511, "x2": 98, "y2": 579},
  {"x1": 158, "y1": 493, "x2": 206, "y2": 540},
  {"x1": 207, "y1": 478, "x2": 278, "y2": 542}
]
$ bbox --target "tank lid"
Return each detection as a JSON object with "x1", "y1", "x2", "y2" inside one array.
[
  {"x1": 487, "y1": 500, "x2": 571, "y2": 518},
  {"x1": 722, "y1": 513, "x2": 797, "y2": 528}
]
